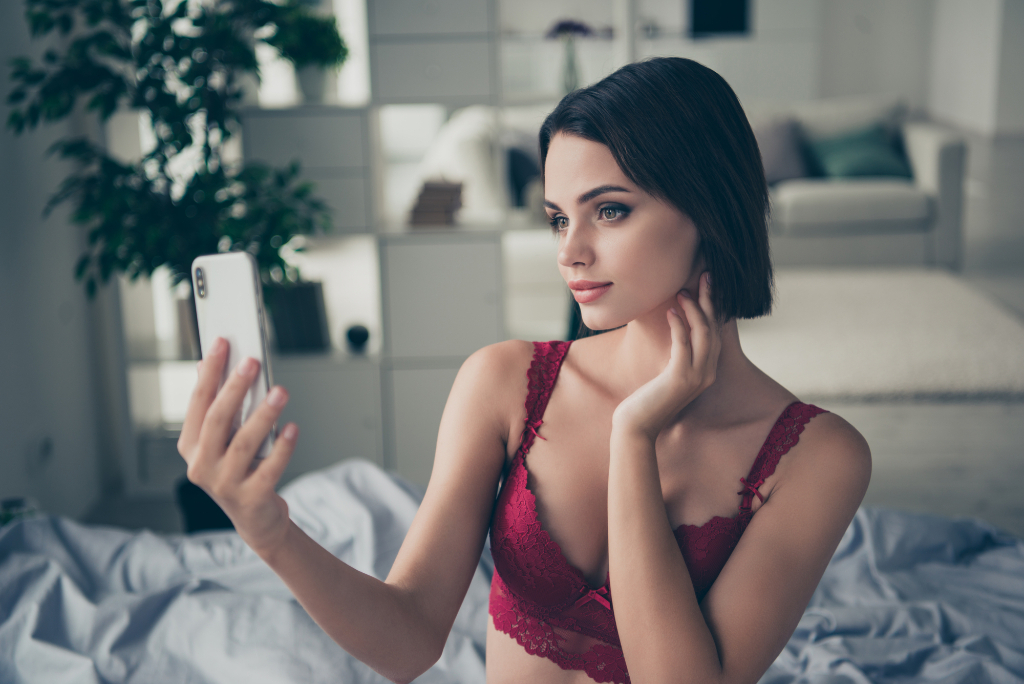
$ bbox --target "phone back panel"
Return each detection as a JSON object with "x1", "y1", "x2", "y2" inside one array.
[{"x1": 192, "y1": 252, "x2": 274, "y2": 459}]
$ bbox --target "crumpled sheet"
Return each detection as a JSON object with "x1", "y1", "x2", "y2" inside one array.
[{"x1": 1, "y1": 459, "x2": 1022, "y2": 684}]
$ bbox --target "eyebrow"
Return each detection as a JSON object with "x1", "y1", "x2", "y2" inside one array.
[{"x1": 544, "y1": 185, "x2": 632, "y2": 211}]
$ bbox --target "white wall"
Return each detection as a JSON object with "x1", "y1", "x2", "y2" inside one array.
[
  {"x1": 0, "y1": 4, "x2": 102, "y2": 517},
  {"x1": 635, "y1": 0, "x2": 823, "y2": 104},
  {"x1": 818, "y1": 0, "x2": 933, "y2": 110},
  {"x1": 994, "y1": 0, "x2": 1024, "y2": 135},
  {"x1": 928, "y1": 0, "x2": 1003, "y2": 134}
]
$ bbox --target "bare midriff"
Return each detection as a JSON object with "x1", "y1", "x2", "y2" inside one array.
[{"x1": 486, "y1": 614, "x2": 603, "y2": 684}]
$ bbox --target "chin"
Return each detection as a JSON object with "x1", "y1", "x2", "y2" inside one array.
[{"x1": 580, "y1": 308, "x2": 630, "y2": 332}]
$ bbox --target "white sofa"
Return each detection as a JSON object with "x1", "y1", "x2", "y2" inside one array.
[{"x1": 746, "y1": 96, "x2": 967, "y2": 269}]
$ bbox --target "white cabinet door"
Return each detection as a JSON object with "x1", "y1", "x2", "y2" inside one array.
[
  {"x1": 302, "y1": 172, "x2": 372, "y2": 232},
  {"x1": 242, "y1": 109, "x2": 369, "y2": 170},
  {"x1": 369, "y1": 0, "x2": 492, "y2": 36},
  {"x1": 371, "y1": 40, "x2": 495, "y2": 104},
  {"x1": 381, "y1": 235, "x2": 504, "y2": 359},
  {"x1": 274, "y1": 355, "x2": 383, "y2": 484},
  {"x1": 385, "y1": 365, "x2": 459, "y2": 489}
]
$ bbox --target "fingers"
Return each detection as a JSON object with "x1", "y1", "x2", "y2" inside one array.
[
  {"x1": 676, "y1": 272, "x2": 718, "y2": 370},
  {"x1": 178, "y1": 337, "x2": 228, "y2": 456},
  {"x1": 668, "y1": 299, "x2": 692, "y2": 365},
  {"x1": 248, "y1": 422, "x2": 298, "y2": 493},
  {"x1": 196, "y1": 356, "x2": 264, "y2": 464},
  {"x1": 223, "y1": 385, "x2": 290, "y2": 475}
]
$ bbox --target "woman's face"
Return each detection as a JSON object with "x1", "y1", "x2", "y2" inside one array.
[{"x1": 544, "y1": 133, "x2": 703, "y2": 332}]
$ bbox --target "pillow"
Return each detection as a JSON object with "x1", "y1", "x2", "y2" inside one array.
[
  {"x1": 790, "y1": 96, "x2": 906, "y2": 142},
  {"x1": 752, "y1": 118, "x2": 807, "y2": 185},
  {"x1": 805, "y1": 125, "x2": 912, "y2": 178}
]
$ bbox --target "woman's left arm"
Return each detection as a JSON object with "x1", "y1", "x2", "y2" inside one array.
[{"x1": 608, "y1": 275, "x2": 871, "y2": 684}]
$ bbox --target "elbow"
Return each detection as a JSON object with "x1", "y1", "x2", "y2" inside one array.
[{"x1": 384, "y1": 636, "x2": 447, "y2": 684}]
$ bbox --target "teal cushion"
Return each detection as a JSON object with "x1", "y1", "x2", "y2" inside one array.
[{"x1": 806, "y1": 125, "x2": 912, "y2": 178}]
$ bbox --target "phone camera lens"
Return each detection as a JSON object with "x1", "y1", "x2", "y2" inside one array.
[{"x1": 195, "y1": 268, "x2": 206, "y2": 298}]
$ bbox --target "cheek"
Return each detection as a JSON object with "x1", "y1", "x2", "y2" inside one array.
[{"x1": 617, "y1": 227, "x2": 695, "y2": 296}]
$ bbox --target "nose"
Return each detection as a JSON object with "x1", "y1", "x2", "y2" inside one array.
[{"x1": 556, "y1": 221, "x2": 593, "y2": 269}]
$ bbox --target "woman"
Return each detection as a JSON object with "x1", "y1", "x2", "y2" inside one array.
[{"x1": 178, "y1": 58, "x2": 871, "y2": 684}]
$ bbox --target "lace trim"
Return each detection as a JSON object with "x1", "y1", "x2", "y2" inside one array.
[
  {"x1": 491, "y1": 571, "x2": 630, "y2": 684},
  {"x1": 740, "y1": 403, "x2": 828, "y2": 511},
  {"x1": 519, "y1": 341, "x2": 571, "y2": 453}
]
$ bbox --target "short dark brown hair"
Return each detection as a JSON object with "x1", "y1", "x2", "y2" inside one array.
[{"x1": 541, "y1": 57, "x2": 773, "y2": 327}]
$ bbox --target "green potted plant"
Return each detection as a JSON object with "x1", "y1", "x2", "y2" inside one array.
[
  {"x1": 7, "y1": 0, "x2": 345, "y2": 355},
  {"x1": 265, "y1": 0, "x2": 348, "y2": 104}
]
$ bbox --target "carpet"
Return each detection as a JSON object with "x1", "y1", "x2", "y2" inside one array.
[{"x1": 737, "y1": 268, "x2": 1024, "y2": 400}]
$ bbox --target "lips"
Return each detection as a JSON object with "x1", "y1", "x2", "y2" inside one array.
[{"x1": 568, "y1": 280, "x2": 612, "y2": 304}]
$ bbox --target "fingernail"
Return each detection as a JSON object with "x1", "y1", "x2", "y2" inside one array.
[
  {"x1": 669, "y1": 307, "x2": 679, "y2": 317},
  {"x1": 282, "y1": 424, "x2": 298, "y2": 440},
  {"x1": 237, "y1": 357, "x2": 258, "y2": 377},
  {"x1": 212, "y1": 337, "x2": 227, "y2": 355},
  {"x1": 680, "y1": 290, "x2": 692, "y2": 299},
  {"x1": 267, "y1": 386, "x2": 288, "y2": 407}
]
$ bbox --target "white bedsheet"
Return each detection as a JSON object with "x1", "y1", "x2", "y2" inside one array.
[{"x1": 1, "y1": 459, "x2": 1022, "y2": 683}]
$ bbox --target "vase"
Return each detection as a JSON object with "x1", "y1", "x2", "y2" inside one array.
[
  {"x1": 296, "y1": 66, "x2": 329, "y2": 104},
  {"x1": 561, "y1": 36, "x2": 579, "y2": 94}
]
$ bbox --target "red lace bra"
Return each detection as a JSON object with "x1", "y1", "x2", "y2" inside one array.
[{"x1": 488, "y1": 340, "x2": 827, "y2": 683}]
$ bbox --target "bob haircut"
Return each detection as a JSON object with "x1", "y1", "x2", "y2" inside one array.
[{"x1": 540, "y1": 57, "x2": 773, "y2": 327}]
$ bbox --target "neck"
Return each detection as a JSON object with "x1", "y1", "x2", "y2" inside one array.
[{"x1": 603, "y1": 309, "x2": 754, "y2": 424}]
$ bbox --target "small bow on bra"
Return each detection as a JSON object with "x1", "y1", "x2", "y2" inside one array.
[
  {"x1": 737, "y1": 477, "x2": 765, "y2": 510},
  {"x1": 575, "y1": 585, "x2": 611, "y2": 610}
]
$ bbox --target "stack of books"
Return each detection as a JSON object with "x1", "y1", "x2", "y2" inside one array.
[{"x1": 409, "y1": 181, "x2": 462, "y2": 226}]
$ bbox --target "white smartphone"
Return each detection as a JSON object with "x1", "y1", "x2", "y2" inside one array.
[{"x1": 192, "y1": 252, "x2": 275, "y2": 460}]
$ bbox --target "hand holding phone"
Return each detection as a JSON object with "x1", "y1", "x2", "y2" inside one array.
[
  {"x1": 192, "y1": 252, "x2": 275, "y2": 459},
  {"x1": 177, "y1": 336, "x2": 298, "y2": 555},
  {"x1": 178, "y1": 252, "x2": 299, "y2": 554}
]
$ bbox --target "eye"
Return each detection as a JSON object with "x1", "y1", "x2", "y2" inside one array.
[
  {"x1": 599, "y1": 204, "x2": 629, "y2": 221},
  {"x1": 548, "y1": 215, "x2": 568, "y2": 234}
]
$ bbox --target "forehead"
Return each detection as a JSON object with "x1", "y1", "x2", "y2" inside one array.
[{"x1": 544, "y1": 134, "x2": 634, "y2": 200}]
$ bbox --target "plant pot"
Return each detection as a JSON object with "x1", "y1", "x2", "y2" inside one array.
[
  {"x1": 296, "y1": 66, "x2": 329, "y2": 104},
  {"x1": 177, "y1": 296, "x2": 201, "y2": 360},
  {"x1": 264, "y1": 280, "x2": 331, "y2": 353}
]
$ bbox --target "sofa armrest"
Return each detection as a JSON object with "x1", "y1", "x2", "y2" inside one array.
[{"x1": 902, "y1": 122, "x2": 967, "y2": 269}]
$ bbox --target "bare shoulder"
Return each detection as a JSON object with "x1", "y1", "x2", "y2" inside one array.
[
  {"x1": 783, "y1": 408, "x2": 872, "y2": 508},
  {"x1": 457, "y1": 339, "x2": 536, "y2": 406},
  {"x1": 451, "y1": 340, "x2": 537, "y2": 457}
]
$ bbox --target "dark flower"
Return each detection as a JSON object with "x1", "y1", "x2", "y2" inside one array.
[{"x1": 546, "y1": 19, "x2": 594, "y2": 39}]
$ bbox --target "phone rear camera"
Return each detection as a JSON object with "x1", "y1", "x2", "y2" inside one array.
[{"x1": 195, "y1": 268, "x2": 206, "y2": 298}]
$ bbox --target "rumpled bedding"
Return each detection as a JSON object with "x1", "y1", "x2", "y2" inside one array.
[{"x1": 1, "y1": 459, "x2": 1022, "y2": 684}]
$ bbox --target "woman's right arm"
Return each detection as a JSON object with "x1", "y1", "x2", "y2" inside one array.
[{"x1": 178, "y1": 338, "x2": 529, "y2": 684}]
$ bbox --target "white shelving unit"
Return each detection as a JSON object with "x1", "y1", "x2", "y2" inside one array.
[
  {"x1": 116, "y1": 0, "x2": 588, "y2": 496},
  {"x1": 367, "y1": 0, "x2": 499, "y2": 107},
  {"x1": 379, "y1": 228, "x2": 505, "y2": 487}
]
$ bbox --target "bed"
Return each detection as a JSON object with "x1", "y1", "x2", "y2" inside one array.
[{"x1": 2, "y1": 459, "x2": 1022, "y2": 683}]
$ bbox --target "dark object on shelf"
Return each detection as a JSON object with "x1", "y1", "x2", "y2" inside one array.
[
  {"x1": 409, "y1": 181, "x2": 462, "y2": 226},
  {"x1": 690, "y1": 0, "x2": 749, "y2": 38},
  {"x1": 346, "y1": 324, "x2": 370, "y2": 353},
  {"x1": 175, "y1": 478, "x2": 234, "y2": 533},
  {"x1": 177, "y1": 296, "x2": 202, "y2": 360},
  {"x1": 508, "y1": 148, "x2": 541, "y2": 207},
  {"x1": 265, "y1": 281, "x2": 331, "y2": 352}
]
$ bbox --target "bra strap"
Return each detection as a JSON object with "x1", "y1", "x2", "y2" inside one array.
[
  {"x1": 518, "y1": 341, "x2": 571, "y2": 452},
  {"x1": 738, "y1": 402, "x2": 828, "y2": 512}
]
